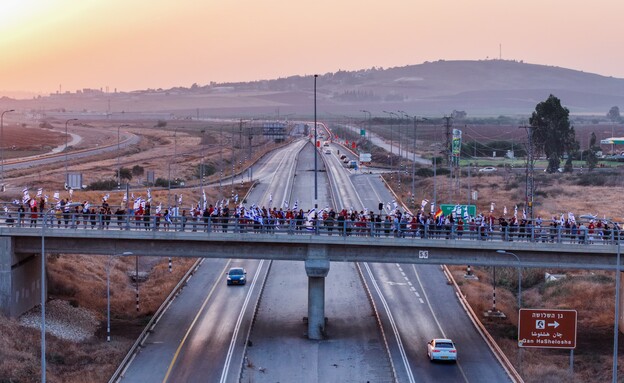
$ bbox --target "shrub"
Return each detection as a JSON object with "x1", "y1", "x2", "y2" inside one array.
[
  {"x1": 86, "y1": 179, "x2": 118, "y2": 190},
  {"x1": 415, "y1": 168, "x2": 434, "y2": 177}
]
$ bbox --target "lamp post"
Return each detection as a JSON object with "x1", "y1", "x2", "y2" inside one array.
[
  {"x1": 581, "y1": 214, "x2": 620, "y2": 382},
  {"x1": 314, "y1": 74, "x2": 318, "y2": 209},
  {"x1": 107, "y1": 251, "x2": 133, "y2": 342},
  {"x1": 360, "y1": 110, "x2": 371, "y2": 153},
  {"x1": 64, "y1": 118, "x2": 78, "y2": 188},
  {"x1": 382, "y1": 111, "x2": 397, "y2": 167},
  {"x1": 1, "y1": 109, "x2": 15, "y2": 188},
  {"x1": 409, "y1": 116, "x2": 427, "y2": 208},
  {"x1": 117, "y1": 125, "x2": 129, "y2": 189},
  {"x1": 41, "y1": 202, "x2": 79, "y2": 382},
  {"x1": 496, "y1": 250, "x2": 522, "y2": 309},
  {"x1": 168, "y1": 128, "x2": 178, "y2": 208}
]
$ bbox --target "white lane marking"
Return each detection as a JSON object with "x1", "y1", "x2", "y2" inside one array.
[
  {"x1": 386, "y1": 281, "x2": 408, "y2": 286},
  {"x1": 407, "y1": 281, "x2": 412, "y2": 286},
  {"x1": 411, "y1": 265, "x2": 469, "y2": 383},
  {"x1": 410, "y1": 287, "x2": 416, "y2": 292},
  {"x1": 219, "y1": 260, "x2": 265, "y2": 383},
  {"x1": 364, "y1": 263, "x2": 415, "y2": 383},
  {"x1": 419, "y1": 298, "x2": 424, "y2": 304},
  {"x1": 401, "y1": 272, "x2": 406, "y2": 277}
]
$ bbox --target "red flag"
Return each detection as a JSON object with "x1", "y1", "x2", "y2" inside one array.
[{"x1": 434, "y1": 208, "x2": 443, "y2": 219}]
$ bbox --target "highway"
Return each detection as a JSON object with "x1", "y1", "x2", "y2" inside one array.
[{"x1": 119, "y1": 137, "x2": 512, "y2": 382}]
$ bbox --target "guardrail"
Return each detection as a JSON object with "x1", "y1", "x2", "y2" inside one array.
[{"x1": 2, "y1": 211, "x2": 620, "y2": 247}]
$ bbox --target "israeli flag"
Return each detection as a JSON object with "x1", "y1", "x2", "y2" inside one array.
[
  {"x1": 36, "y1": 188, "x2": 43, "y2": 198},
  {"x1": 53, "y1": 192, "x2": 60, "y2": 201},
  {"x1": 421, "y1": 199, "x2": 429, "y2": 210},
  {"x1": 490, "y1": 202, "x2": 495, "y2": 213},
  {"x1": 293, "y1": 200, "x2": 298, "y2": 211},
  {"x1": 514, "y1": 205, "x2": 518, "y2": 218},
  {"x1": 269, "y1": 193, "x2": 273, "y2": 204},
  {"x1": 147, "y1": 189, "x2": 152, "y2": 203},
  {"x1": 503, "y1": 206, "x2": 507, "y2": 215},
  {"x1": 234, "y1": 194, "x2": 239, "y2": 203}
]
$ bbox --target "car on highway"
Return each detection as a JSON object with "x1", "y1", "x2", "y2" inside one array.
[
  {"x1": 340, "y1": 154, "x2": 347, "y2": 160},
  {"x1": 426, "y1": 338, "x2": 457, "y2": 362},
  {"x1": 324, "y1": 149, "x2": 331, "y2": 154},
  {"x1": 478, "y1": 166, "x2": 497, "y2": 173},
  {"x1": 226, "y1": 267, "x2": 247, "y2": 285}
]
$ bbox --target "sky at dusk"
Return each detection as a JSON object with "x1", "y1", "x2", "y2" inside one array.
[{"x1": 1, "y1": 0, "x2": 623, "y2": 97}]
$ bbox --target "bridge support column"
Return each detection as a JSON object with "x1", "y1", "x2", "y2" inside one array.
[
  {"x1": 0, "y1": 237, "x2": 11, "y2": 316},
  {"x1": 305, "y1": 255, "x2": 330, "y2": 340},
  {"x1": 620, "y1": 271, "x2": 624, "y2": 334},
  {"x1": 1, "y1": 237, "x2": 41, "y2": 317}
]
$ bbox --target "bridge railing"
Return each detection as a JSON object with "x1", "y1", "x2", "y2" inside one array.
[{"x1": 1, "y1": 211, "x2": 621, "y2": 246}]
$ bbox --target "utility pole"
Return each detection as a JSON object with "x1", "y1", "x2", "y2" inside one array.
[
  {"x1": 522, "y1": 125, "x2": 536, "y2": 223},
  {"x1": 443, "y1": 116, "x2": 453, "y2": 202}
]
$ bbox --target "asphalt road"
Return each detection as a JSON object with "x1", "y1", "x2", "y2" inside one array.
[{"x1": 119, "y1": 137, "x2": 512, "y2": 383}]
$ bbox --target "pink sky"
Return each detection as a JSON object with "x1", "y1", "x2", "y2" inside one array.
[{"x1": 1, "y1": 0, "x2": 623, "y2": 96}]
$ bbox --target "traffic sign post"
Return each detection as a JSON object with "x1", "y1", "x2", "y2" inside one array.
[{"x1": 518, "y1": 309, "x2": 577, "y2": 349}]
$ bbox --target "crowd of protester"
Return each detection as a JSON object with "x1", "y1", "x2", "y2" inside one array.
[{"x1": 3, "y1": 197, "x2": 621, "y2": 245}]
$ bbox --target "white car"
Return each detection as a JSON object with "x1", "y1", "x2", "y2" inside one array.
[
  {"x1": 427, "y1": 338, "x2": 457, "y2": 362},
  {"x1": 478, "y1": 166, "x2": 497, "y2": 173},
  {"x1": 324, "y1": 149, "x2": 331, "y2": 154}
]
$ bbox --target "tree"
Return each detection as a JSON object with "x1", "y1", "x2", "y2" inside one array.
[
  {"x1": 586, "y1": 132, "x2": 599, "y2": 171},
  {"x1": 607, "y1": 106, "x2": 621, "y2": 122},
  {"x1": 116, "y1": 167, "x2": 132, "y2": 181},
  {"x1": 529, "y1": 95, "x2": 576, "y2": 173},
  {"x1": 131, "y1": 165, "x2": 144, "y2": 178}
]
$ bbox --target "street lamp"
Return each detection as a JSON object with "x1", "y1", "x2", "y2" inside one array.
[
  {"x1": 64, "y1": 118, "x2": 78, "y2": 188},
  {"x1": 1, "y1": 109, "x2": 15, "y2": 188},
  {"x1": 41, "y1": 202, "x2": 79, "y2": 382},
  {"x1": 168, "y1": 128, "x2": 178, "y2": 208},
  {"x1": 117, "y1": 125, "x2": 129, "y2": 189},
  {"x1": 314, "y1": 74, "x2": 318, "y2": 209},
  {"x1": 496, "y1": 250, "x2": 522, "y2": 309},
  {"x1": 107, "y1": 251, "x2": 133, "y2": 342},
  {"x1": 360, "y1": 110, "x2": 371, "y2": 153},
  {"x1": 581, "y1": 214, "x2": 621, "y2": 383}
]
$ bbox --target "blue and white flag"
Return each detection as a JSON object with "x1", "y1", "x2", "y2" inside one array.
[
  {"x1": 22, "y1": 187, "x2": 30, "y2": 204},
  {"x1": 490, "y1": 202, "x2": 495, "y2": 213},
  {"x1": 503, "y1": 206, "x2": 507, "y2": 215},
  {"x1": 178, "y1": 194, "x2": 183, "y2": 205},
  {"x1": 53, "y1": 192, "x2": 60, "y2": 201},
  {"x1": 36, "y1": 188, "x2": 43, "y2": 198},
  {"x1": 234, "y1": 194, "x2": 239, "y2": 203},
  {"x1": 147, "y1": 189, "x2": 152, "y2": 203},
  {"x1": 103, "y1": 193, "x2": 110, "y2": 202},
  {"x1": 293, "y1": 200, "x2": 298, "y2": 211},
  {"x1": 156, "y1": 203, "x2": 162, "y2": 214},
  {"x1": 514, "y1": 205, "x2": 518, "y2": 218},
  {"x1": 568, "y1": 212, "x2": 575, "y2": 223},
  {"x1": 421, "y1": 199, "x2": 428, "y2": 210},
  {"x1": 269, "y1": 193, "x2": 273, "y2": 204}
]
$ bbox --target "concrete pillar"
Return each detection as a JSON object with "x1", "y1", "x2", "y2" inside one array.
[
  {"x1": 0, "y1": 237, "x2": 12, "y2": 317},
  {"x1": 620, "y1": 271, "x2": 624, "y2": 334},
  {"x1": 0, "y1": 237, "x2": 41, "y2": 318},
  {"x1": 305, "y1": 249, "x2": 330, "y2": 340}
]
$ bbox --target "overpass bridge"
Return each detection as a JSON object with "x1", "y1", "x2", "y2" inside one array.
[{"x1": 1, "y1": 218, "x2": 621, "y2": 338}]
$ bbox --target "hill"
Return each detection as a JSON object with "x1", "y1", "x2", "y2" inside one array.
[{"x1": 3, "y1": 60, "x2": 624, "y2": 117}]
